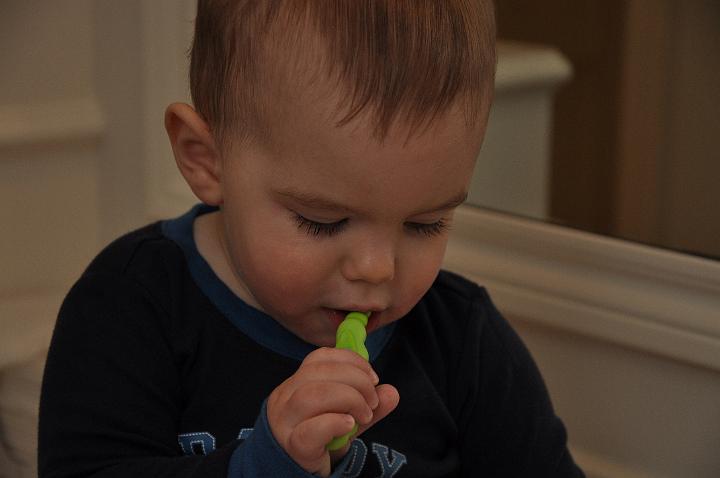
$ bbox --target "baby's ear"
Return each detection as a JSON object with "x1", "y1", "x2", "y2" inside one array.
[{"x1": 165, "y1": 103, "x2": 223, "y2": 205}]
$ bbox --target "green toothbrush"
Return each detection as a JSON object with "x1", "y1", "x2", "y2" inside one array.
[{"x1": 326, "y1": 311, "x2": 369, "y2": 451}]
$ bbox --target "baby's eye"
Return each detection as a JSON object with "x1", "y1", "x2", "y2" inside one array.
[
  {"x1": 405, "y1": 219, "x2": 449, "y2": 237},
  {"x1": 294, "y1": 214, "x2": 348, "y2": 237}
]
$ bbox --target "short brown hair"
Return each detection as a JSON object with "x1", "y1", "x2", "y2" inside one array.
[{"x1": 190, "y1": 0, "x2": 496, "y2": 151}]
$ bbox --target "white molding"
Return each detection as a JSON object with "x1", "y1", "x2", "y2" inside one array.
[
  {"x1": 0, "y1": 97, "x2": 104, "y2": 148},
  {"x1": 496, "y1": 41, "x2": 573, "y2": 92},
  {"x1": 444, "y1": 206, "x2": 720, "y2": 371},
  {"x1": 570, "y1": 447, "x2": 656, "y2": 478}
]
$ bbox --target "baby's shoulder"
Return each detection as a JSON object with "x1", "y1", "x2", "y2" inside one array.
[
  {"x1": 431, "y1": 269, "x2": 489, "y2": 302},
  {"x1": 426, "y1": 271, "x2": 534, "y2": 369},
  {"x1": 416, "y1": 270, "x2": 523, "y2": 357},
  {"x1": 421, "y1": 270, "x2": 497, "y2": 325},
  {"x1": 82, "y1": 222, "x2": 186, "y2": 287}
]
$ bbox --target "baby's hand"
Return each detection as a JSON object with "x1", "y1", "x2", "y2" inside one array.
[{"x1": 266, "y1": 347, "x2": 400, "y2": 477}]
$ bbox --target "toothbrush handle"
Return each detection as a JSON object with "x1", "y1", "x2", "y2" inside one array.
[
  {"x1": 326, "y1": 312, "x2": 369, "y2": 450},
  {"x1": 335, "y1": 316, "x2": 369, "y2": 360}
]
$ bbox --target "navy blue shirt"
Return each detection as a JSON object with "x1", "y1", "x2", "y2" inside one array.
[{"x1": 39, "y1": 205, "x2": 584, "y2": 477}]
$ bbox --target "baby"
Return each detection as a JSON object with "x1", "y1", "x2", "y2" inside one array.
[{"x1": 39, "y1": 1, "x2": 584, "y2": 477}]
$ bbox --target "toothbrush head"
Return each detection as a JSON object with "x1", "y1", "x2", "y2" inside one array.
[{"x1": 334, "y1": 311, "x2": 369, "y2": 361}]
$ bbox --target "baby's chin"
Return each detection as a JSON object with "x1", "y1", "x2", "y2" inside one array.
[
  {"x1": 285, "y1": 323, "x2": 337, "y2": 348},
  {"x1": 300, "y1": 332, "x2": 336, "y2": 349}
]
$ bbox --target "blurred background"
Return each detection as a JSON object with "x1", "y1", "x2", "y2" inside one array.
[
  {"x1": 0, "y1": 1, "x2": 719, "y2": 477},
  {"x1": 489, "y1": 0, "x2": 720, "y2": 259}
]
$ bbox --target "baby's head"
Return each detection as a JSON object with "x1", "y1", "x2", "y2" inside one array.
[{"x1": 166, "y1": 0, "x2": 496, "y2": 346}]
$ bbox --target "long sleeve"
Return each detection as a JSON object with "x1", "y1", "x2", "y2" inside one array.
[
  {"x1": 227, "y1": 401, "x2": 355, "y2": 477},
  {"x1": 38, "y1": 272, "x2": 238, "y2": 477}
]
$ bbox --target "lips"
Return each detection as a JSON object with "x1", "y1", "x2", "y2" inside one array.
[{"x1": 325, "y1": 308, "x2": 382, "y2": 333}]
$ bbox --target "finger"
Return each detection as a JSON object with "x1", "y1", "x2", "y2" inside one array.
[
  {"x1": 356, "y1": 383, "x2": 400, "y2": 436},
  {"x1": 269, "y1": 359, "x2": 376, "y2": 408},
  {"x1": 287, "y1": 381, "x2": 375, "y2": 427},
  {"x1": 328, "y1": 439, "x2": 354, "y2": 464},
  {"x1": 304, "y1": 347, "x2": 379, "y2": 384},
  {"x1": 298, "y1": 360, "x2": 380, "y2": 410},
  {"x1": 287, "y1": 413, "x2": 356, "y2": 474}
]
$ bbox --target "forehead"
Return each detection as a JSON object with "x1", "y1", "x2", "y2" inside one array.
[
  {"x1": 247, "y1": 86, "x2": 483, "y2": 216},
  {"x1": 268, "y1": 60, "x2": 473, "y2": 145},
  {"x1": 272, "y1": 93, "x2": 478, "y2": 170}
]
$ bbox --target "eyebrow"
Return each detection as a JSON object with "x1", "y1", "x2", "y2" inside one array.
[
  {"x1": 276, "y1": 189, "x2": 358, "y2": 213},
  {"x1": 422, "y1": 191, "x2": 468, "y2": 214},
  {"x1": 275, "y1": 188, "x2": 468, "y2": 215}
]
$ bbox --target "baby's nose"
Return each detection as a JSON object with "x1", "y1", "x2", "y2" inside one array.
[{"x1": 341, "y1": 241, "x2": 395, "y2": 284}]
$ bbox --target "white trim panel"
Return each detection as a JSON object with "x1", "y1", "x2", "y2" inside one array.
[
  {"x1": 444, "y1": 206, "x2": 720, "y2": 371},
  {"x1": 0, "y1": 97, "x2": 104, "y2": 148}
]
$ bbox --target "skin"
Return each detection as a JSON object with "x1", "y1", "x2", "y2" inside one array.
[{"x1": 165, "y1": 70, "x2": 488, "y2": 475}]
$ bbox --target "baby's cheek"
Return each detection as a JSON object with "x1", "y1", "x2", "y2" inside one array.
[
  {"x1": 259, "y1": 261, "x2": 306, "y2": 297},
  {"x1": 254, "y1": 248, "x2": 327, "y2": 301},
  {"x1": 398, "y1": 247, "x2": 445, "y2": 305}
]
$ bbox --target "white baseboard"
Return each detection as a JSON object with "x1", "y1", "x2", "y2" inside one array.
[{"x1": 570, "y1": 446, "x2": 658, "y2": 478}]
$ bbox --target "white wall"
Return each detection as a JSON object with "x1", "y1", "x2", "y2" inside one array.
[
  {"x1": 0, "y1": 0, "x2": 102, "y2": 297},
  {"x1": 1, "y1": 2, "x2": 104, "y2": 475},
  {"x1": 0, "y1": 2, "x2": 193, "y2": 475}
]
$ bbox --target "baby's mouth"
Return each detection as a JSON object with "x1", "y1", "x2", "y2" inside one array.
[
  {"x1": 325, "y1": 308, "x2": 380, "y2": 333},
  {"x1": 326, "y1": 308, "x2": 350, "y2": 327}
]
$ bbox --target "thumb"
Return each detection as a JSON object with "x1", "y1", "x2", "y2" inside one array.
[
  {"x1": 358, "y1": 383, "x2": 400, "y2": 435},
  {"x1": 327, "y1": 384, "x2": 400, "y2": 462}
]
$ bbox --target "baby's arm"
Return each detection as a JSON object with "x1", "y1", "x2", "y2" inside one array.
[
  {"x1": 456, "y1": 298, "x2": 585, "y2": 476},
  {"x1": 265, "y1": 347, "x2": 399, "y2": 477},
  {"x1": 39, "y1": 273, "x2": 242, "y2": 477}
]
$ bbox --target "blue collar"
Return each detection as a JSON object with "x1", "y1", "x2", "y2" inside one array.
[{"x1": 161, "y1": 204, "x2": 396, "y2": 363}]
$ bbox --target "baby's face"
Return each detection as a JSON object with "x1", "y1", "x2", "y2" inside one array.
[{"x1": 215, "y1": 89, "x2": 486, "y2": 347}]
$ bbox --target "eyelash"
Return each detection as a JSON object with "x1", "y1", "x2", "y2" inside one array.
[
  {"x1": 294, "y1": 215, "x2": 348, "y2": 237},
  {"x1": 293, "y1": 215, "x2": 448, "y2": 238},
  {"x1": 407, "y1": 219, "x2": 449, "y2": 237}
]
